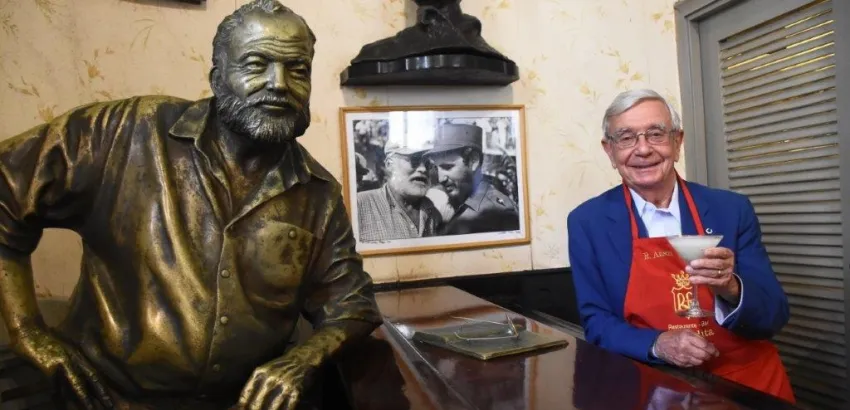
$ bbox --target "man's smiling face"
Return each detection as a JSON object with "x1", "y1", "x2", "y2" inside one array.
[{"x1": 602, "y1": 99, "x2": 683, "y2": 192}]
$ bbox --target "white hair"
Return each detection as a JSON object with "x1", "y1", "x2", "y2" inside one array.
[{"x1": 601, "y1": 89, "x2": 682, "y2": 139}]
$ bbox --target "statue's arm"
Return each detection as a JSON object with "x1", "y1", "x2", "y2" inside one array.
[
  {"x1": 300, "y1": 193, "x2": 383, "y2": 358},
  {"x1": 0, "y1": 246, "x2": 41, "y2": 342},
  {"x1": 0, "y1": 101, "x2": 123, "y2": 407},
  {"x1": 0, "y1": 103, "x2": 117, "y2": 335}
]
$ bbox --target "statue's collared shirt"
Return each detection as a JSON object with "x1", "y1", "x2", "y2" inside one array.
[{"x1": 0, "y1": 96, "x2": 381, "y2": 399}]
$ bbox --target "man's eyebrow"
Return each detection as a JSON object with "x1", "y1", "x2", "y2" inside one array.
[
  {"x1": 286, "y1": 57, "x2": 311, "y2": 65},
  {"x1": 614, "y1": 127, "x2": 633, "y2": 135}
]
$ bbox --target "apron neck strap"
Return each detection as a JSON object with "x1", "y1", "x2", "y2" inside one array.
[
  {"x1": 676, "y1": 173, "x2": 705, "y2": 235},
  {"x1": 622, "y1": 173, "x2": 705, "y2": 239}
]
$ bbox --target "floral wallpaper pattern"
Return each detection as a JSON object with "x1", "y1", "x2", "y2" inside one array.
[{"x1": 0, "y1": 0, "x2": 682, "y2": 296}]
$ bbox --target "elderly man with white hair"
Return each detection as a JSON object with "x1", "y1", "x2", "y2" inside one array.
[{"x1": 567, "y1": 89, "x2": 796, "y2": 403}]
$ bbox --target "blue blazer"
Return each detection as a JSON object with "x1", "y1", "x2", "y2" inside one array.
[{"x1": 567, "y1": 181, "x2": 790, "y2": 363}]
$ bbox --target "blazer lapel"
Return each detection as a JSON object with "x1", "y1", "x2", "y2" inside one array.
[{"x1": 606, "y1": 188, "x2": 633, "y2": 266}]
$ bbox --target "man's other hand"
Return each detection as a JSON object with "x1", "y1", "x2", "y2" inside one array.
[{"x1": 654, "y1": 329, "x2": 719, "y2": 367}]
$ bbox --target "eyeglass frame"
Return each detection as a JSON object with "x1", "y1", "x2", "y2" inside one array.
[
  {"x1": 605, "y1": 125, "x2": 680, "y2": 150},
  {"x1": 450, "y1": 313, "x2": 521, "y2": 342},
  {"x1": 387, "y1": 151, "x2": 434, "y2": 170}
]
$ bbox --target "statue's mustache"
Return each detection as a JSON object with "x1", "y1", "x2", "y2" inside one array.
[{"x1": 248, "y1": 95, "x2": 296, "y2": 111}]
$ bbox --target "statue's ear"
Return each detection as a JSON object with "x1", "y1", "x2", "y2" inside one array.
[{"x1": 208, "y1": 66, "x2": 217, "y2": 85}]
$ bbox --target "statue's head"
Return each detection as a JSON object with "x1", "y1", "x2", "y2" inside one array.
[{"x1": 210, "y1": 0, "x2": 316, "y2": 143}]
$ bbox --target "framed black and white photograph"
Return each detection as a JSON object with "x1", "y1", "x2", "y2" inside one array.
[{"x1": 339, "y1": 105, "x2": 530, "y2": 256}]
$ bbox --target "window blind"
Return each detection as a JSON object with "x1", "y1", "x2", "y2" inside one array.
[{"x1": 718, "y1": 1, "x2": 846, "y2": 408}]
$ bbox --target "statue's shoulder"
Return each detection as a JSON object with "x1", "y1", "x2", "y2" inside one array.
[
  {"x1": 128, "y1": 95, "x2": 197, "y2": 113},
  {"x1": 131, "y1": 94, "x2": 193, "y2": 105},
  {"x1": 70, "y1": 95, "x2": 198, "y2": 123},
  {"x1": 63, "y1": 94, "x2": 193, "y2": 115}
]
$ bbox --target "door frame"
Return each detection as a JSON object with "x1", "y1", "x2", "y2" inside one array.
[
  {"x1": 674, "y1": 0, "x2": 745, "y2": 185},
  {"x1": 675, "y1": 0, "x2": 850, "y2": 406},
  {"x1": 836, "y1": 1, "x2": 850, "y2": 405}
]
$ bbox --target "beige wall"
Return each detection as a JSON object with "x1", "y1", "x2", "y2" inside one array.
[{"x1": 0, "y1": 0, "x2": 683, "y2": 297}]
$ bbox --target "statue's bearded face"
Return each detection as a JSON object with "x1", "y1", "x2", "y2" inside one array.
[{"x1": 212, "y1": 12, "x2": 313, "y2": 144}]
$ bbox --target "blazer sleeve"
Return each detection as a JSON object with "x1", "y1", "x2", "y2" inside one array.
[
  {"x1": 718, "y1": 196, "x2": 790, "y2": 338},
  {"x1": 568, "y1": 211, "x2": 663, "y2": 363}
]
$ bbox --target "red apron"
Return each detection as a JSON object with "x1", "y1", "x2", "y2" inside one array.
[{"x1": 621, "y1": 177, "x2": 796, "y2": 403}]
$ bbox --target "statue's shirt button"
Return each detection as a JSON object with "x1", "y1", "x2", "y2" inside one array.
[
  {"x1": 220, "y1": 269, "x2": 230, "y2": 278},
  {"x1": 219, "y1": 316, "x2": 229, "y2": 325},
  {"x1": 288, "y1": 229, "x2": 297, "y2": 239}
]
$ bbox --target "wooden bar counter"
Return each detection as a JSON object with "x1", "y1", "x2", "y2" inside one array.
[{"x1": 341, "y1": 286, "x2": 803, "y2": 410}]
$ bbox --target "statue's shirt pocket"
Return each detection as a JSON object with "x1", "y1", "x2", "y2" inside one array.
[{"x1": 238, "y1": 221, "x2": 316, "y2": 306}]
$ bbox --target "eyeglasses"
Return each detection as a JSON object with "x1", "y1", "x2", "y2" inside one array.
[
  {"x1": 450, "y1": 314, "x2": 521, "y2": 342},
  {"x1": 394, "y1": 153, "x2": 433, "y2": 170},
  {"x1": 608, "y1": 127, "x2": 675, "y2": 149}
]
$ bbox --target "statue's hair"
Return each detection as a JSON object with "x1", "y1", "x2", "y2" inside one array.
[
  {"x1": 601, "y1": 89, "x2": 682, "y2": 139},
  {"x1": 211, "y1": 0, "x2": 316, "y2": 70}
]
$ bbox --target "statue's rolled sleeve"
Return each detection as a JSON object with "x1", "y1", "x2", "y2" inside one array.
[
  {"x1": 303, "y1": 195, "x2": 382, "y2": 328},
  {"x1": 0, "y1": 102, "x2": 118, "y2": 254}
]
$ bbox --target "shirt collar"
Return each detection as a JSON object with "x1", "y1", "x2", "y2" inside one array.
[
  {"x1": 629, "y1": 182, "x2": 680, "y2": 222},
  {"x1": 168, "y1": 98, "x2": 332, "y2": 187},
  {"x1": 383, "y1": 184, "x2": 401, "y2": 209}
]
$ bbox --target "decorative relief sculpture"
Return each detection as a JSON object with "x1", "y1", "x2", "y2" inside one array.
[{"x1": 340, "y1": 0, "x2": 519, "y2": 86}]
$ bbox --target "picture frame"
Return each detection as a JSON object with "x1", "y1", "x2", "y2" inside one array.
[{"x1": 339, "y1": 104, "x2": 531, "y2": 256}]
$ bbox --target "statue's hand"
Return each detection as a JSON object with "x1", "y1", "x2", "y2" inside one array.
[
  {"x1": 237, "y1": 346, "x2": 322, "y2": 410},
  {"x1": 12, "y1": 327, "x2": 113, "y2": 409}
]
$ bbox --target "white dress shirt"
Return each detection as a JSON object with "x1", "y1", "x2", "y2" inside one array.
[{"x1": 629, "y1": 185, "x2": 743, "y2": 358}]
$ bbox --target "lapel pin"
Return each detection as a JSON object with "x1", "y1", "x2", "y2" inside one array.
[{"x1": 705, "y1": 228, "x2": 713, "y2": 234}]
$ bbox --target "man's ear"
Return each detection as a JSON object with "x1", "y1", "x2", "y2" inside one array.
[
  {"x1": 673, "y1": 130, "x2": 684, "y2": 162},
  {"x1": 601, "y1": 139, "x2": 616, "y2": 168},
  {"x1": 207, "y1": 64, "x2": 218, "y2": 85},
  {"x1": 208, "y1": 66, "x2": 219, "y2": 93},
  {"x1": 470, "y1": 150, "x2": 482, "y2": 171}
]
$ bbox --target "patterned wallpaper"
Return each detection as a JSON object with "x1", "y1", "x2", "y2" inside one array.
[{"x1": 0, "y1": 0, "x2": 683, "y2": 296}]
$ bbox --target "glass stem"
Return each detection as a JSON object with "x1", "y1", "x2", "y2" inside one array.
[{"x1": 691, "y1": 283, "x2": 700, "y2": 310}]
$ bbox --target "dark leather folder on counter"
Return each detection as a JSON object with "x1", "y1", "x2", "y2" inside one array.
[{"x1": 410, "y1": 319, "x2": 569, "y2": 360}]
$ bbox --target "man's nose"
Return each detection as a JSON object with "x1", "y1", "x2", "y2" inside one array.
[
  {"x1": 266, "y1": 63, "x2": 287, "y2": 91},
  {"x1": 633, "y1": 135, "x2": 653, "y2": 155}
]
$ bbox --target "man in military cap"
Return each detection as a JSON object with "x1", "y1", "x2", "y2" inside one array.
[
  {"x1": 425, "y1": 123, "x2": 520, "y2": 235},
  {"x1": 0, "y1": 1, "x2": 380, "y2": 409},
  {"x1": 357, "y1": 141, "x2": 442, "y2": 242}
]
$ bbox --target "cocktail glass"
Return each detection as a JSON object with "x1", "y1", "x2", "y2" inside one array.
[{"x1": 666, "y1": 235, "x2": 724, "y2": 318}]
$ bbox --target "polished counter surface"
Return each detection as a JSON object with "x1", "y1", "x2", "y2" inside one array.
[{"x1": 342, "y1": 286, "x2": 801, "y2": 410}]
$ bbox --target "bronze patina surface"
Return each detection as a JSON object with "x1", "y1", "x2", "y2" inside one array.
[{"x1": 0, "y1": 1, "x2": 381, "y2": 409}]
